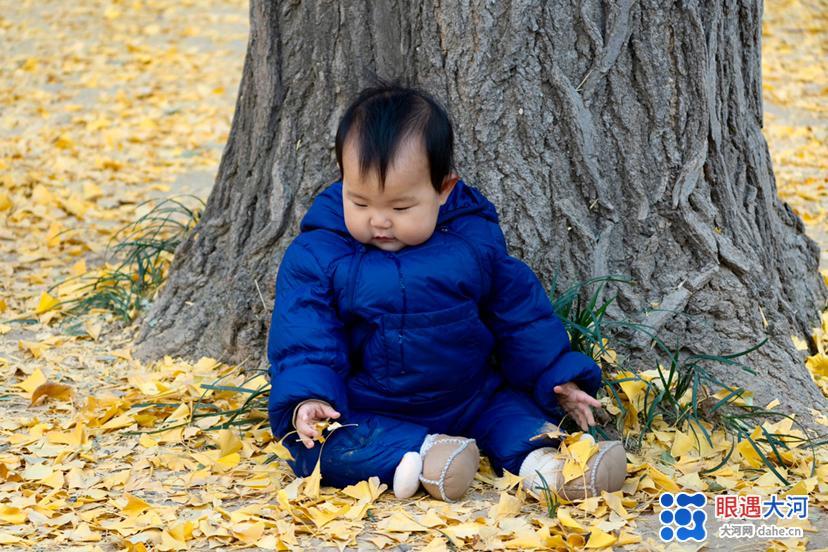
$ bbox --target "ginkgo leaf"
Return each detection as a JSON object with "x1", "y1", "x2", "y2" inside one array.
[
  {"x1": 585, "y1": 527, "x2": 617, "y2": 548},
  {"x1": 268, "y1": 434, "x2": 295, "y2": 462},
  {"x1": 302, "y1": 457, "x2": 322, "y2": 499},
  {"x1": 122, "y1": 493, "x2": 152, "y2": 517},
  {"x1": 30, "y1": 381, "x2": 72, "y2": 405},
  {"x1": 17, "y1": 368, "x2": 47, "y2": 393},
  {"x1": 216, "y1": 429, "x2": 243, "y2": 457}
]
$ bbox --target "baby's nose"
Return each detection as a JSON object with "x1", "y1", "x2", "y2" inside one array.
[{"x1": 371, "y1": 215, "x2": 392, "y2": 228}]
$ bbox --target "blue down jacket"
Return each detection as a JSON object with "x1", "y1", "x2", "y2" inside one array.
[{"x1": 266, "y1": 179, "x2": 602, "y2": 441}]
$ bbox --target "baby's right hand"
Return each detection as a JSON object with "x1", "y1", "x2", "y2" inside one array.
[{"x1": 295, "y1": 400, "x2": 341, "y2": 449}]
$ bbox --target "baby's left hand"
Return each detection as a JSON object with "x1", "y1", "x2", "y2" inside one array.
[{"x1": 554, "y1": 382, "x2": 602, "y2": 431}]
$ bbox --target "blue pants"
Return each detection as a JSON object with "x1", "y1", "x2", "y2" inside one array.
[{"x1": 283, "y1": 386, "x2": 562, "y2": 489}]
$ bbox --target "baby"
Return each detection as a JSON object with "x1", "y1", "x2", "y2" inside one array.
[{"x1": 266, "y1": 81, "x2": 625, "y2": 501}]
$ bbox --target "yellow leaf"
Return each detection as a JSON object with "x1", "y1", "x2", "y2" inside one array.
[
  {"x1": 0, "y1": 533, "x2": 21, "y2": 544},
  {"x1": 302, "y1": 457, "x2": 322, "y2": 499},
  {"x1": 617, "y1": 531, "x2": 641, "y2": 545},
  {"x1": 54, "y1": 134, "x2": 74, "y2": 149},
  {"x1": 0, "y1": 506, "x2": 25, "y2": 525},
  {"x1": 306, "y1": 503, "x2": 351, "y2": 528},
  {"x1": 84, "y1": 319, "x2": 102, "y2": 340},
  {"x1": 17, "y1": 368, "x2": 47, "y2": 393},
  {"x1": 377, "y1": 511, "x2": 430, "y2": 532},
  {"x1": 34, "y1": 292, "x2": 59, "y2": 314},
  {"x1": 67, "y1": 522, "x2": 101, "y2": 542},
  {"x1": 41, "y1": 470, "x2": 65, "y2": 489},
  {"x1": 101, "y1": 413, "x2": 136, "y2": 430},
  {"x1": 493, "y1": 491, "x2": 523, "y2": 520},
  {"x1": 647, "y1": 465, "x2": 680, "y2": 493},
  {"x1": 736, "y1": 432, "x2": 764, "y2": 469},
  {"x1": 122, "y1": 493, "x2": 152, "y2": 517},
  {"x1": 61, "y1": 195, "x2": 88, "y2": 218},
  {"x1": 568, "y1": 438, "x2": 598, "y2": 467},
  {"x1": 806, "y1": 353, "x2": 828, "y2": 378},
  {"x1": 164, "y1": 403, "x2": 190, "y2": 423},
  {"x1": 139, "y1": 434, "x2": 158, "y2": 448},
  {"x1": 782, "y1": 479, "x2": 815, "y2": 497},
  {"x1": 31, "y1": 184, "x2": 53, "y2": 205},
  {"x1": 266, "y1": 435, "x2": 295, "y2": 462},
  {"x1": 30, "y1": 381, "x2": 72, "y2": 405},
  {"x1": 563, "y1": 458, "x2": 586, "y2": 484},
  {"x1": 676, "y1": 472, "x2": 707, "y2": 491},
  {"x1": 0, "y1": 190, "x2": 12, "y2": 211},
  {"x1": 341, "y1": 480, "x2": 373, "y2": 502},
  {"x1": 158, "y1": 530, "x2": 186, "y2": 551},
  {"x1": 671, "y1": 431, "x2": 696, "y2": 458},
  {"x1": 69, "y1": 259, "x2": 87, "y2": 276},
  {"x1": 616, "y1": 374, "x2": 647, "y2": 413},
  {"x1": 557, "y1": 507, "x2": 586, "y2": 532},
  {"x1": 22, "y1": 463, "x2": 53, "y2": 480},
  {"x1": 216, "y1": 429, "x2": 243, "y2": 457},
  {"x1": 17, "y1": 339, "x2": 49, "y2": 360},
  {"x1": 82, "y1": 181, "x2": 103, "y2": 200},
  {"x1": 232, "y1": 521, "x2": 265, "y2": 545},
  {"x1": 790, "y1": 335, "x2": 808, "y2": 350},
  {"x1": 585, "y1": 527, "x2": 617, "y2": 548},
  {"x1": 216, "y1": 452, "x2": 240, "y2": 469},
  {"x1": 168, "y1": 520, "x2": 194, "y2": 542},
  {"x1": 492, "y1": 469, "x2": 524, "y2": 491},
  {"x1": 46, "y1": 221, "x2": 63, "y2": 248},
  {"x1": 601, "y1": 491, "x2": 627, "y2": 516}
]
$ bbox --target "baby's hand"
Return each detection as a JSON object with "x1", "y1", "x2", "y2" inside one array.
[
  {"x1": 554, "y1": 382, "x2": 602, "y2": 431},
  {"x1": 295, "y1": 400, "x2": 340, "y2": 449}
]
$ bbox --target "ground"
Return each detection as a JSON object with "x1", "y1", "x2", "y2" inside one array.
[{"x1": 0, "y1": 1, "x2": 826, "y2": 550}]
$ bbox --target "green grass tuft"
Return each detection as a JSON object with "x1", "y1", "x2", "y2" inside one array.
[
  {"x1": 548, "y1": 272, "x2": 827, "y2": 485},
  {"x1": 49, "y1": 195, "x2": 203, "y2": 322}
]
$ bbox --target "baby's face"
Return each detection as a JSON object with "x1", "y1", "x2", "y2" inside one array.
[{"x1": 342, "y1": 136, "x2": 455, "y2": 252}]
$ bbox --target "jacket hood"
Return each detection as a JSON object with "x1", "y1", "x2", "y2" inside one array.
[{"x1": 299, "y1": 178, "x2": 499, "y2": 237}]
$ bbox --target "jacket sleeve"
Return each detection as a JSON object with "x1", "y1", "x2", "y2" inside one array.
[
  {"x1": 480, "y1": 222, "x2": 603, "y2": 419},
  {"x1": 266, "y1": 238, "x2": 350, "y2": 439}
]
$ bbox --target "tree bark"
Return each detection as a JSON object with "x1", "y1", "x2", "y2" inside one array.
[{"x1": 135, "y1": 0, "x2": 827, "y2": 415}]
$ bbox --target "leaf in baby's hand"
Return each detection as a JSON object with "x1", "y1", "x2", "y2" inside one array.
[
  {"x1": 30, "y1": 381, "x2": 72, "y2": 406},
  {"x1": 313, "y1": 420, "x2": 329, "y2": 442},
  {"x1": 529, "y1": 427, "x2": 566, "y2": 442},
  {"x1": 326, "y1": 421, "x2": 343, "y2": 431}
]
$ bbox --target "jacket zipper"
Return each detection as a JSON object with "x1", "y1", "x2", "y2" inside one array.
[
  {"x1": 347, "y1": 245, "x2": 366, "y2": 314},
  {"x1": 389, "y1": 254, "x2": 407, "y2": 374}
]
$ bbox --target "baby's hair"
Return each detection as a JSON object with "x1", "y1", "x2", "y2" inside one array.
[{"x1": 335, "y1": 76, "x2": 455, "y2": 194}]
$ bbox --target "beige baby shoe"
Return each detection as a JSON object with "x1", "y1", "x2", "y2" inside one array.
[
  {"x1": 418, "y1": 434, "x2": 480, "y2": 502},
  {"x1": 393, "y1": 451, "x2": 424, "y2": 499},
  {"x1": 519, "y1": 435, "x2": 626, "y2": 501}
]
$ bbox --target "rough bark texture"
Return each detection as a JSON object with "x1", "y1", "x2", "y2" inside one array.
[{"x1": 136, "y1": 0, "x2": 827, "y2": 415}]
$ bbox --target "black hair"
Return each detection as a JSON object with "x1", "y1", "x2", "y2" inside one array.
[{"x1": 335, "y1": 77, "x2": 455, "y2": 194}]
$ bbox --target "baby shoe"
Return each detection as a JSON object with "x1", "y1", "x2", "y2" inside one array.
[
  {"x1": 418, "y1": 434, "x2": 480, "y2": 502},
  {"x1": 393, "y1": 451, "x2": 423, "y2": 499},
  {"x1": 519, "y1": 435, "x2": 626, "y2": 501}
]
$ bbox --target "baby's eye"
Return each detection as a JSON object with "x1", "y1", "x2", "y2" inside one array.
[
  {"x1": 352, "y1": 202, "x2": 367, "y2": 208},
  {"x1": 394, "y1": 206, "x2": 412, "y2": 212}
]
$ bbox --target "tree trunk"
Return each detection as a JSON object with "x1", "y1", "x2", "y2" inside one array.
[{"x1": 135, "y1": 0, "x2": 827, "y2": 416}]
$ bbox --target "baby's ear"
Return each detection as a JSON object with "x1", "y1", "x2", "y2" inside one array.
[{"x1": 439, "y1": 174, "x2": 460, "y2": 205}]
